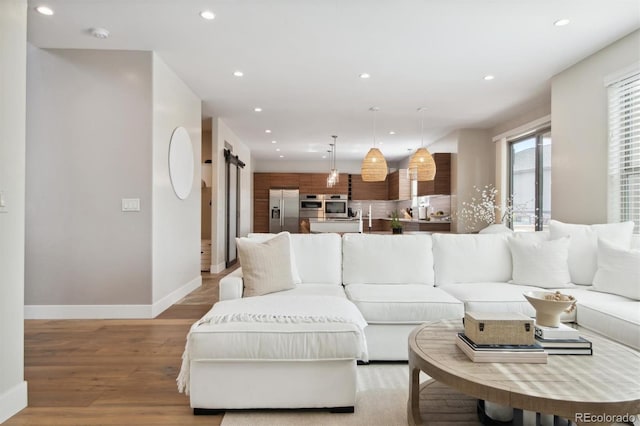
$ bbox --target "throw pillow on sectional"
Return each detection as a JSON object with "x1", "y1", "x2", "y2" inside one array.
[
  {"x1": 591, "y1": 239, "x2": 640, "y2": 300},
  {"x1": 549, "y1": 220, "x2": 635, "y2": 285},
  {"x1": 508, "y1": 235, "x2": 574, "y2": 288},
  {"x1": 236, "y1": 232, "x2": 296, "y2": 297}
]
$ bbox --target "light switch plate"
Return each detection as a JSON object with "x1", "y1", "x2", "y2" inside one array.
[
  {"x1": 121, "y1": 198, "x2": 140, "y2": 212},
  {"x1": 0, "y1": 191, "x2": 7, "y2": 213}
]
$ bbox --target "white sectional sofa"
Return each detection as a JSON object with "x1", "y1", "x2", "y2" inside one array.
[{"x1": 182, "y1": 226, "x2": 639, "y2": 412}]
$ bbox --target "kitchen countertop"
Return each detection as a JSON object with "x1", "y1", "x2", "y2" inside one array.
[{"x1": 379, "y1": 217, "x2": 452, "y2": 224}]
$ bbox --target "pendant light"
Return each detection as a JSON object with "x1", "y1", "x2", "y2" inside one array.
[
  {"x1": 408, "y1": 107, "x2": 436, "y2": 181},
  {"x1": 361, "y1": 107, "x2": 388, "y2": 181},
  {"x1": 326, "y1": 135, "x2": 339, "y2": 188}
]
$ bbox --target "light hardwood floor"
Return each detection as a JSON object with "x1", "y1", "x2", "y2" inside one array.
[{"x1": 6, "y1": 268, "x2": 237, "y2": 426}]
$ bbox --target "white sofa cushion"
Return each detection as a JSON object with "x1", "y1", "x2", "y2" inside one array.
[
  {"x1": 549, "y1": 220, "x2": 635, "y2": 285},
  {"x1": 342, "y1": 234, "x2": 434, "y2": 285},
  {"x1": 591, "y1": 239, "x2": 640, "y2": 300},
  {"x1": 560, "y1": 287, "x2": 640, "y2": 350},
  {"x1": 264, "y1": 284, "x2": 347, "y2": 298},
  {"x1": 190, "y1": 321, "x2": 365, "y2": 360},
  {"x1": 433, "y1": 234, "x2": 512, "y2": 285},
  {"x1": 290, "y1": 233, "x2": 342, "y2": 285},
  {"x1": 508, "y1": 236, "x2": 573, "y2": 288},
  {"x1": 344, "y1": 284, "x2": 463, "y2": 324},
  {"x1": 439, "y1": 282, "x2": 577, "y2": 322},
  {"x1": 236, "y1": 233, "x2": 295, "y2": 297}
]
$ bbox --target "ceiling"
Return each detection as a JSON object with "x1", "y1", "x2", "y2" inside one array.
[{"x1": 27, "y1": 0, "x2": 640, "y2": 162}]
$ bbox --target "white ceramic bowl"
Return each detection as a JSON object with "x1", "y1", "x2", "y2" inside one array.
[{"x1": 524, "y1": 291, "x2": 577, "y2": 328}]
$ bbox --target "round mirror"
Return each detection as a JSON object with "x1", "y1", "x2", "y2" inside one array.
[{"x1": 168, "y1": 126, "x2": 194, "y2": 200}]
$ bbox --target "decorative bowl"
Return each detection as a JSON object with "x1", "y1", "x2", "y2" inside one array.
[{"x1": 523, "y1": 291, "x2": 577, "y2": 328}]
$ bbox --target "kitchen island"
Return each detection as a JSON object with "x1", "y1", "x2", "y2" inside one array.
[{"x1": 309, "y1": 218, "x2": 362, "y2": 233}]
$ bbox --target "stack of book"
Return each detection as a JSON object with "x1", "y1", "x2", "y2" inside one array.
[
  {"x1": 534, "y1": 323, "x2": 593, "y2": 355},
  {"x1": 455, "y1": 333, "x2": 548, "y2": 363}
]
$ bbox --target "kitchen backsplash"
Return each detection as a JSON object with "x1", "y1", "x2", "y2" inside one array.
[{"x1": 349, "y1": 195, "x2": 451, "y2": 219}]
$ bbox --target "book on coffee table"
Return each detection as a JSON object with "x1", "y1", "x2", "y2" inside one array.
[
  {"x1": 455, "y1": 333, "x2": 548, "y2": 363},
  {"x1": 534, "y1": 323, "x2": 579, "y2": 340},
  {"x1": 535, "y1": 336, "x2": 593, "y2": 355}
]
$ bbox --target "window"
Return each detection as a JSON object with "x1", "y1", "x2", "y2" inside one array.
[
  {"x1": 607, "y1": 70, "x2": 640, "y2": 234},
  {"x1": 509, "y1": 128, "x2": 551, "y2": 232}
]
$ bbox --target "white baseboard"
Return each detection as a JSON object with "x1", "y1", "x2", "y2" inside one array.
[
  {"x1": 24, "y1": 275, "x2": 204, "y2": 319},
  {"x1": 210, "y1": 262, "x2": 226, "y2": 273},
  {"x1": 0, "y1": 381, "x2": 27, "y2": 424},
  {"x1": 24, "y1": 304, "x2": 152, "y2": 319},
  {"x1": 151, "y1": 275, "x2": 202, "y2": 317}
]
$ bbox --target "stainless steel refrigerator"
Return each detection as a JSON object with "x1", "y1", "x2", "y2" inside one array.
[{"x1": 269, "y1": 189, "x2": 300, "y2": 233}]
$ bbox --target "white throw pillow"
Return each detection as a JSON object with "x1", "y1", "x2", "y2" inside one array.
[
  {"x1": 242, "y1": 232, "x2": 301, "y2": 284},
  {"x1": 236, "y1": 232, "x2": 296, "y2": 297},
  {"x1": 591, "y1": 239, "x2": 640, "y2": 300},
  {"x1": 508, "y1": 236, "x2": 573, "y2": 288},
  {"x1": 549, "y1": 220, "x2": 634, "y2": 285}
]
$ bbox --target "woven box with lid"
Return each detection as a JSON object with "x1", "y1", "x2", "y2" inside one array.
[{"x1": 464, "y1": 311, "x2": 534, "y2": 345}]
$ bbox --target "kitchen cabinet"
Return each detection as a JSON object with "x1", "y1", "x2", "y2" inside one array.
[
  {"x1": 417, "y1": 153, "x2": 451, "y2": 196},
  {"x1": 388, "y1": 169, "x2": 411, "y2": 200},
  {"x1": 299, "y1": 173, "x2": 347, "y2": 194},
  {"x1": 350, "y1": 174, "x2": 388, "y2": 200}
]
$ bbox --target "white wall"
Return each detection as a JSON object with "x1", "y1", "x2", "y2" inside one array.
[
  {"x1": 210, "y1": 118, "x2": 252, "y2": 272},
  {"x1": 0, "y1": 0, "x2": 28, "y2": 421},
  {"x1": 552, "y1": 30, "x2": 640, "y2": 224},
  {"x1": 151, "y1": 54, "x2": 201, "y2": 313},
  {"x1": 26, "y1": 48, "x2": 153, "y2": 313},
  {"x1": 454, "y1": 130, "x2": 495, "y2": 233}
]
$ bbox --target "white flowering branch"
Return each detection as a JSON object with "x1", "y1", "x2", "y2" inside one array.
[{"x1": 457, "y1": 185, "x2": 522, "y2": 232}]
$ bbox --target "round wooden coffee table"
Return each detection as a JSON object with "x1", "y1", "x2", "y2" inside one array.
[{"x1": 408, "y1": 320, "x2": 640, "y2": 426}]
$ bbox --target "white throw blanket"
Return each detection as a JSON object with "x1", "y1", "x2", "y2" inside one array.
[{"x1": 177, "y1": 295, "x2": 369, "y2": 394}]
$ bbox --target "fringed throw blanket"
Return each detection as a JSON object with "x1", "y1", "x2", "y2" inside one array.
[{"x1": 177, "y1": 295, "x2": 369, "y2": 394}]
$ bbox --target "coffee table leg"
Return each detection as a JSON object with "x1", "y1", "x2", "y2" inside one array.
[{"x1": 407, "y1": 365, "x2": 423, "y2": 426}]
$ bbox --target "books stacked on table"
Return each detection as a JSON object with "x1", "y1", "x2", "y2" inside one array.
[
  {"x1": 534, "y1": 323, "x2": 593, "y2": 355},
  {"x1": 455, "y1": 333, "x2": 548, "y2": 363}
]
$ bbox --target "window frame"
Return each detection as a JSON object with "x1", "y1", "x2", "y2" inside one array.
[{"x1": 508, "y1": 126, "x2": 551, "y2": 232}]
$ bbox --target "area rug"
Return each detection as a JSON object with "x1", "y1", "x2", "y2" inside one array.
[{"x1": 220, "y1": 363, "x2": 414, "y2": 426}]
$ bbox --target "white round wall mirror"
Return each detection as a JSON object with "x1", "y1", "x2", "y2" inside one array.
[{"x1": 168, "y1": 126, "x2": 194, "y2": 200}]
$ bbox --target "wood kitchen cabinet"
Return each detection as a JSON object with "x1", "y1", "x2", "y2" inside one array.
[
  {"x1": 350, "y1": 174, "x2": 388, "y2": 200},
  {"x1": 417, "y1": 153, "x2": 451, "y2": 196},
  {"x1": 388, "y1": 169, "x2": 411, "y2": 200},
  {"x1": 299, "y1": 173, "x2": 347, "y2": 194}
]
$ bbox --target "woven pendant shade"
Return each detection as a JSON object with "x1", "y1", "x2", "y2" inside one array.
[
  {"x1": 361, "y1": 148, "x2": 388, "y2": 181},
  {"x1": 408, "y1": 147, "x2": 436, "y2": 181}
]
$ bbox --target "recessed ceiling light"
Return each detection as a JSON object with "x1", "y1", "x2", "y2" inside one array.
[
  {"x1": 279, "y1": 155, "x2": 284, "y2": 158},
  {"x1": 265, "y1": 129, "x2": 272, "y2": 133},
  {"x1": 484, "y1": 75, "x2": 495, "y2": 81},
  {"x1": 35, "y1": 5, "x2": 54, "y2": 15},
  {"x1": 322, "y1": 155, "x2": 326, "y2": 159},
  {"x1": 254, "y1": 107, "x2": 262, "y2": 112},
  {"x1": 276, "y1": 148, "x2": 281, "y2": 152},
  {"x1": 554, "y1": 18, "x2": 570, "y2": 27},
  {"x1": 200, "y1": 10, "x2": 215, "y2": 20},
  {"x1": 91, "y1": 28, "x2": 110, "y2": 39},
  {"x1": 233, "y1": 70, "x2": 244, "y2": 77},
  {"x1": 389, "y1": 131, "x2": 396, "y2": 135},
  {"x1": 271, "y1": 140, "x2": 277, "y2": 144},
  {"x1": 359, "y1": 73, "x2": 371, "y2": 79}
]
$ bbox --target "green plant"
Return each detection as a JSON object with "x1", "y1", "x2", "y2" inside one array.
[{"x1": 390, "y1": 210, "x2": 403, "y2": 229}]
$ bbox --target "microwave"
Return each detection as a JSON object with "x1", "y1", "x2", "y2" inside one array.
[
  {"x1": 300, "y1": 194, "x2": 324, "y2": 218},
  {"x1": 324, "y1": 194, "x2": 348, "y2": 218}
]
